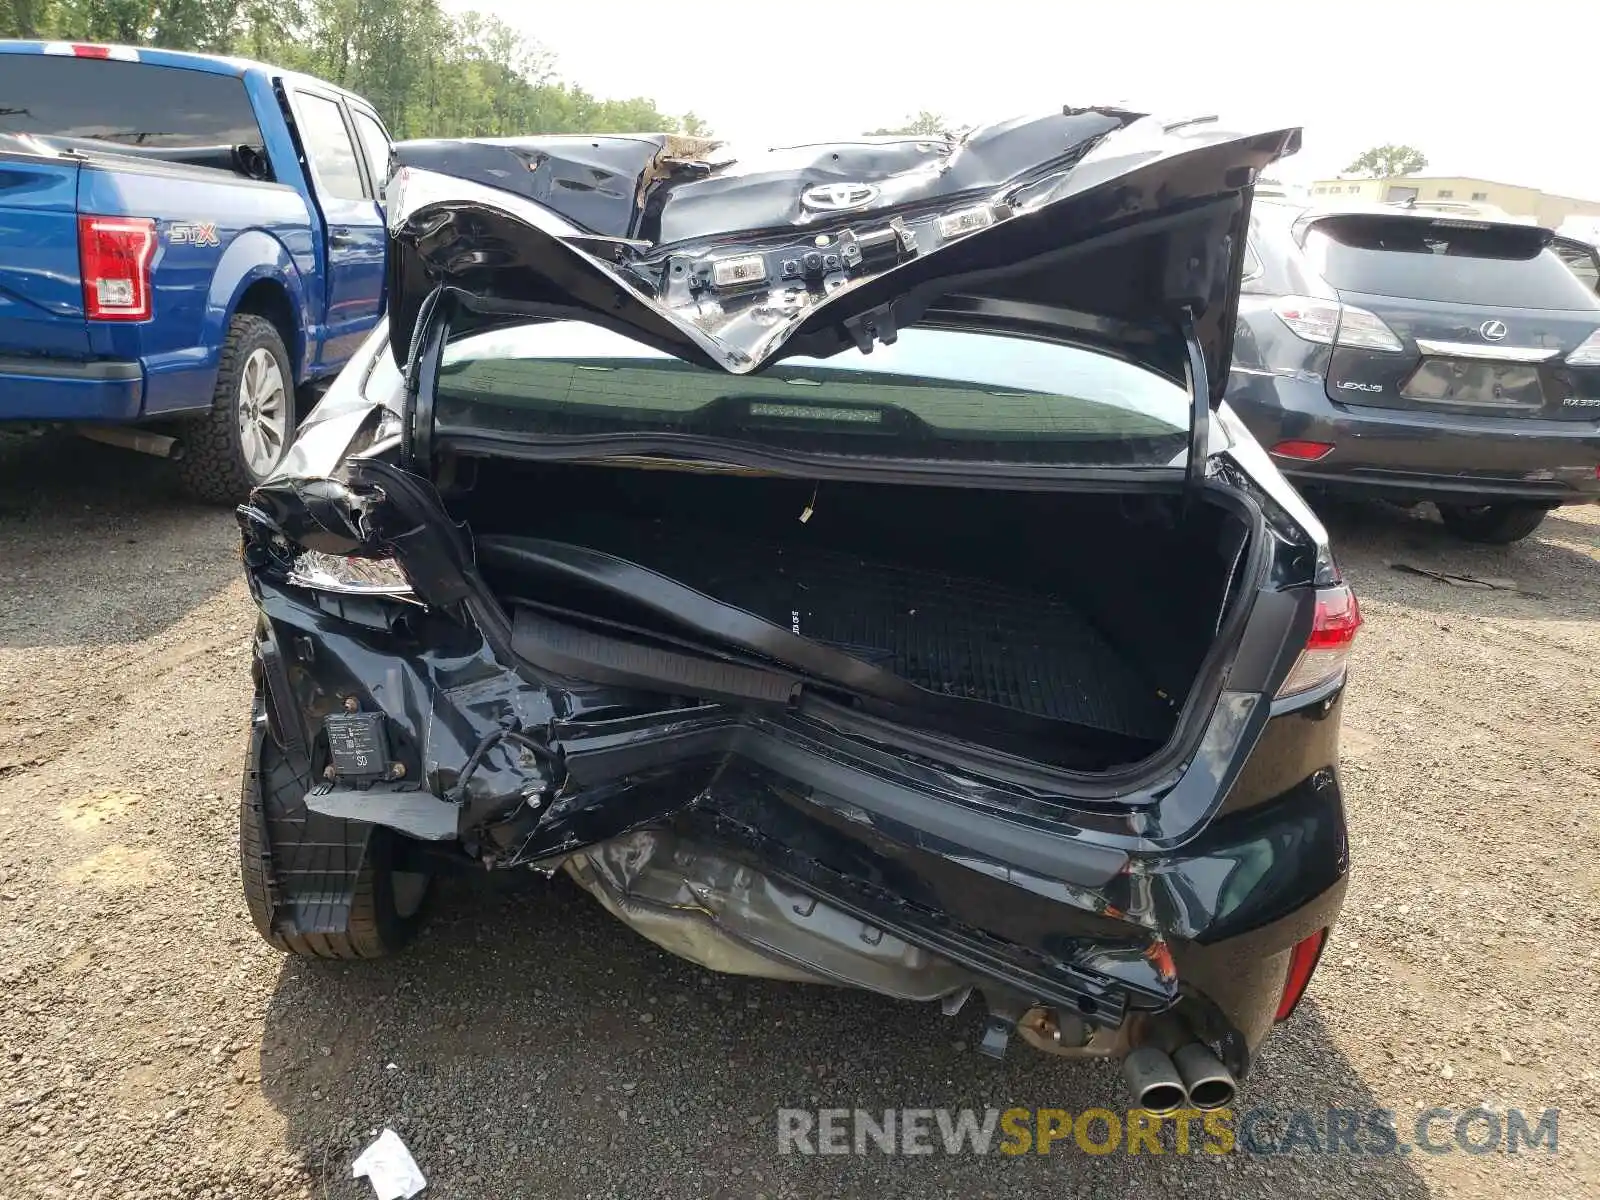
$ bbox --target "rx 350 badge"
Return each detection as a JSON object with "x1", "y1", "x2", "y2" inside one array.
[{"x1": 167, "y1": 221, "x2": 221, "y2": 248}]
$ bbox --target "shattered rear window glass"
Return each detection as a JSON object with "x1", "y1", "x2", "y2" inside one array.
[{"x1": 434, "y1": 321, "x2": 1191, "y2": 468}]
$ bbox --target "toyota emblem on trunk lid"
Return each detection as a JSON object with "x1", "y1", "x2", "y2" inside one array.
[{"x1": 801, "y1": 182, "x2": 880, "y2": 212}]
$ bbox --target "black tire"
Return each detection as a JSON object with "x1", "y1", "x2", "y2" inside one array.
[
  {"x1": 239, "y1": 695, "x2": 430, "y2": 959},
  {"x1": 1436, "y1": 502, "x2": 1550, "y2": 545},
  {"x1": 176, "y1": 313, "x2": 295, "y2": 504}
]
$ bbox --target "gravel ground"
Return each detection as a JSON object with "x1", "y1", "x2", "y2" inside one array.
[{"x1": 2, "y1": 435, "x2": 1597, "y2": 1199}]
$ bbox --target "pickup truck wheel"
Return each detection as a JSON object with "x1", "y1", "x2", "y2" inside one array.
[
  {"x1": 177, "y1": 314, "x2": 294, "y2": 503},
  {"x1": 1437, "y1": 502, "x2": 1550, "y2": 544},
  {"x1": 240, "y1": 692, "x2": 431, "y2": 958}
]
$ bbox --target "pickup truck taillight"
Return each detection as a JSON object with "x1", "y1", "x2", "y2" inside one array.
[{"x1": 79, "y1": 215, "x2": 157, "y2": 321}]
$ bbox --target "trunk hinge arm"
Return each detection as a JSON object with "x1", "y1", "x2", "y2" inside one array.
[
  {"x1": 1180, "y1": 306, "x2": 1211, "y2": 494},
  {"x1": 400, "y1": 285, "x2": 453, "y2": 475}
]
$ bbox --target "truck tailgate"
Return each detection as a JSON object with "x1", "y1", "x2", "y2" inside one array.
[{"x1": 0, "y1": 141, "x2": 89, "y2": 358}]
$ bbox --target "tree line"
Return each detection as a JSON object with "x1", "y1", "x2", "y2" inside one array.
[
  {"x1": 1344, "y1": 145, "x2": 1428, "y2": 178},
  {"x1": 0, "y1": 0, "x2": 708, "y2": 139}
]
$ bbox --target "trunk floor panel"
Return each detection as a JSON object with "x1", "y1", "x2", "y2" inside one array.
[{"x1": 509, "y1": 516, "x2": 1174, "y2": 741}]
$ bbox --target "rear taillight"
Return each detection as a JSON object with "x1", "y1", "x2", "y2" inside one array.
[
  {"x1": 1272, "y1": 295, "x2": 1404, "y2": 353},
  {"x1": 286, "y1": 551, "x2": 414, "y2": 598},
  {"x1": 1565, "y1": 328, "x2": 1600, "y2": 366},
  {"x1": 78, "y1": 216, "x2": 156, "y2": 321},
  {"x1": 1276, "y1": 583, "x2": 1362, "y2": 698},
  {"x1": 1269, "y1": 439, "x2": 1336, "y2": 461},
  {"x1": 1274, "y1": 929, "x2": 1327, "y2": 1022}
]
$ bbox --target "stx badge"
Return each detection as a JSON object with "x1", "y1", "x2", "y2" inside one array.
[{"x1": 168, "y1": 221, "x2": 221, "y2": 247}]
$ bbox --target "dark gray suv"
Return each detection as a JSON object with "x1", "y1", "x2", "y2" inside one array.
[{"x1": 1228, "y1": 201, "x2": 1600, "y2": 542}]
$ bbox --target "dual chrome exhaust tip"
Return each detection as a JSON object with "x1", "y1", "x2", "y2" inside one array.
[
  {"x1": 1005, "y1": 1003, "x2": 1239, "y2": 1113},
  {"x1": 1121, "y1": 1041, "x2": 1237, "y2": 1114}
]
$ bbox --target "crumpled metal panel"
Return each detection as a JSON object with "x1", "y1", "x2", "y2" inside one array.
[
  {"x1": 384, "y1": 109, "x2": 1301, "y2": 405},
  {"x1": 564, "y1": 829, "x2": 976, "y2": 1000}
]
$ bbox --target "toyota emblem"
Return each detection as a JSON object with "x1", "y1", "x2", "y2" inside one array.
[
  {"x1": 1479, "y1": 319, "x2": 1508, "y2": 342},
  {"x1": 801, "y1": 182, "x2": 880, "y2": 212}
]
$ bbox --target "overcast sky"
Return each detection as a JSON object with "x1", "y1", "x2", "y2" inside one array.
[{"x1": 446, "y1": 0, "x2": 1600, "y2": 200}]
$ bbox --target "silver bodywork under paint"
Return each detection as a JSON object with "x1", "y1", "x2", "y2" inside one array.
[{"x1": 562, "y1": 830, "x2": 975, "y2": 1001}]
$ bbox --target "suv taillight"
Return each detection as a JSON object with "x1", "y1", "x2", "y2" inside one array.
[
  {"x1": 1276, "y1": 583, "x2": 1362, "y2": 698},
  {"x1": 79, "y1": 215, "x2": 156, "y2": 321},
  {"x1": 1565, "y1": 328, "x2": 1600, "y2": 366},
  {"x1": 1272, "y1": 295, "x2": 1404, "y2": 353}
]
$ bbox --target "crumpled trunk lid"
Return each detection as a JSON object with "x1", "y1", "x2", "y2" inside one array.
[{"x1": 386, "y1": 110, "x2": 1300, "y2": 413}]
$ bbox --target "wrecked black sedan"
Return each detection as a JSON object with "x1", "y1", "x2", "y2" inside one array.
[{"x1": 236, "y1": 109, "x2": 1356, "y2": 1111}]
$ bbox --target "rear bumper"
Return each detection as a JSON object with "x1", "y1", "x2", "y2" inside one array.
[
  {"x1": 1229, "y1": 371, "x2": 1600, "y2": 506},
  {"x1": 0, "y1": 355, "x2": 143, "y2": 421},
  {"x1": 0, "y1": 352, "x2": 222, "y2": 422},
  {"x1": 247, "y1": 574, "x2": 1349, "y2": 1076},
  {"x1": 650, "y1": 732, "x2": 1348, "y2": 1074}
]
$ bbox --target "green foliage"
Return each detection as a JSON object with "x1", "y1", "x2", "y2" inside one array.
[
  {"x1": 0, "y1": 0, "x2": 705, "y2": 138},
  {"x1": 1343, "y1": 144, "x2": 1428, "y2": 178},
  {"x1": 865, "y1": 111, "x2": 950, "y2": 136}
]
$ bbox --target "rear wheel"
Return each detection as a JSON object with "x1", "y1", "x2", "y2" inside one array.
[
  {"x1": 239, "y1": 691, "x2": 430, "y2": 958},
  {"x1": 1437, "y1": 502, "x2": 1550, "y2": 544},
  {"x1": 176, "y1": 314, "x2": 294, "y2": 503}
]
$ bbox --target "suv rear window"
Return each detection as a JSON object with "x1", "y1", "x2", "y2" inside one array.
[
  {"x1": 0, "y1": 55, "x2": 264, "y2": 157},
  {"x1": 1303, "y1": 215, "x2": 1599, "y2": 310},
  {"x1": 434, "y1": 321, "x2": 1192, "y2": 468}
]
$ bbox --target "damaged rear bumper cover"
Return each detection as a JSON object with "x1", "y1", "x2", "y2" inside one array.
[{"x1": 241, "y1": 473, "x2": 1347, "y2": 1075}]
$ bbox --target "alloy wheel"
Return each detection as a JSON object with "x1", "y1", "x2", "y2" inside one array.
[{"x1": 236, "y1": 346, "x2": 290, "y2": 479}]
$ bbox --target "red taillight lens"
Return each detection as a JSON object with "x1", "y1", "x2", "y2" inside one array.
[
  {"x1": 72, "y1": 43, "x2": 112, "y2": 57},
  {"x1": 1270, "y1": 439, "x2": 1336, "y2": 462},
  {"x1": 1276, "y1": 584, "x2": 1361, "y2": 698},
  {"x1": 1305, "y1": 585, "x2": 1362, "y2": 649},
  {"x1": 79, "y1": 216, "x2": 157, "y2": 321},
  {"x1": 1274, "y1": 929, "x2": 1327, "y2": 1022}
]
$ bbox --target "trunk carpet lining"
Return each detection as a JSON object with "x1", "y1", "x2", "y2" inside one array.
[{"x1": 504, "y1": 516, "x2": 1173, "y2": 741}]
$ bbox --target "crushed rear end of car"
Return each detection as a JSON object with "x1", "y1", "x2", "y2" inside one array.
[{"x1": 236, "y1": 108, "x2": 1353, "y2": 1103}]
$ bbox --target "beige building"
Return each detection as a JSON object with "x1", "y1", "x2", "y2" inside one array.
[{"x1": 1308, "y1": 176, "x2": 1600, "y2": 228}]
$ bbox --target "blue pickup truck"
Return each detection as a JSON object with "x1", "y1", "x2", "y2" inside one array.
[{"x1": 0, "y1": 41, "x2": 393, "y2": 499}]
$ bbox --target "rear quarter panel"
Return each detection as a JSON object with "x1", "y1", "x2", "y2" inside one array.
[{"x1": 77, "y1": 162, "x2": 316, "y2": 414}]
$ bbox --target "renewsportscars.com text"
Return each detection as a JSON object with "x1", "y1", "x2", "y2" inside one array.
[{"x1": 777, "y1": 1106, "x2": 1559, "y2": 1157}]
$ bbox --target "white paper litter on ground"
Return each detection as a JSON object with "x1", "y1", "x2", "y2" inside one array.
[{"x1": 352, "y1": 1128, "x2": 426, "y2": 1199}]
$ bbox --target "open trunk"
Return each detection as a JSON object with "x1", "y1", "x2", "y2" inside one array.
[
  {"x1": 378, "y1": 110, "x2": 1298, "y2": 774},
  {"x1": 448, "y1": 460, "x2": 1256, "y2": 772}
]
